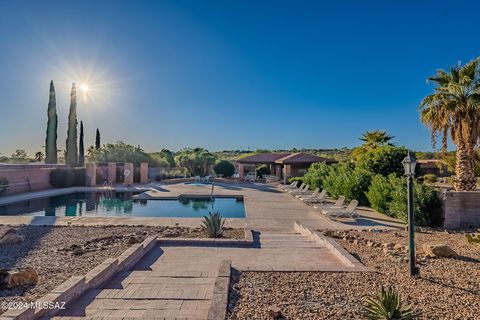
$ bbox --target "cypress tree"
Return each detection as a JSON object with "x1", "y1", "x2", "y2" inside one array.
[
  {"x1": 79, "y1": 121, "x2": 85, "y2": 166},
  {"x1": 45, "y1": 80, "x2": 58, "y2": 164},
  {"x1": 95, "y1": 128, "x2": 101, "y2": 149},
  {"x1": 65, "y1": 83, "x2": 78, "y2": 166}
]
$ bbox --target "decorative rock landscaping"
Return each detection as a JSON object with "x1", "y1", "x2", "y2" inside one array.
[{"x1": 227, "y1": 228, "x2": 480, "y2": 319}]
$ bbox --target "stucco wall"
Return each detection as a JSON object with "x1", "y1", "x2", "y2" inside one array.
[
  {"x1": 443, "y1": 191, "x2": 480, "y2": 229},
  {"x1": 0, "y1": 164, "x2": 68, "y2": 196}
]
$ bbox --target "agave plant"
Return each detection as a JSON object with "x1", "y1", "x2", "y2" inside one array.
[
  {"x1": 364, "y1": 286, "x2": 414, "y2": 320},
  {"x1": 202, "y1": 211, "x2": 225, "y2": 238},
  {"x1": 465, "y1": 230, "x2": 480, "y2": 244}
]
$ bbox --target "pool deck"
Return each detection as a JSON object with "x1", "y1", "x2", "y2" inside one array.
[{"x1": 0, "y1": 182, "x2": 404, "y2": 230}]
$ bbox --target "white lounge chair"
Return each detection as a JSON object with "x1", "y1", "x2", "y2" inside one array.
[
  {"x1": 287, "y1": 183, "x2": 305, "y2": 193},
  {"x1": 296, "y1": 187, "x2": 319, "y2": 198},
  {"x1": 314, "y1": 196, "x2": 345, "y2": 210},
  {"x1": 322, "y1": 200, "x2": 359, "y2": 218},
  {"x1": 301, "y1": 189, "x2": 327, "y2": 203},
  {"x1": 289, "y1": 184, "x2": 309, "y2": 195},
  {"x1": 279, "y1": 180, "x2": 298, "y2": 190}
]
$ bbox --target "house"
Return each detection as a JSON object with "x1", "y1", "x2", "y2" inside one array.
[{"x1": 236, "y1": 152, "x2": 336, "y2": 180}]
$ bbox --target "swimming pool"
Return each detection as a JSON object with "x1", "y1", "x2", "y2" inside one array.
[{"x1": 0, "y1": 192, "x2": 246, "y2": 218}]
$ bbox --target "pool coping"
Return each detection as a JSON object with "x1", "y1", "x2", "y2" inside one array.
[{"x1": 0, "y1": 188, "x2": 248, "y2": 226}]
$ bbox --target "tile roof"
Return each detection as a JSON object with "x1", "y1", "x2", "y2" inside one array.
[
  {"x1": 237, "y1": 153, "x2": 290, "y2": 164},
  {"x1": 275, "y1": 153, "x2": 337, "y2": 164},
  {"x1": 237, "y1": 152, "x2": 336, "y2": 165}
]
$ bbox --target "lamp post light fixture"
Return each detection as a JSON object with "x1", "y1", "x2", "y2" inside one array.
[{"x1": 402, "y1": 151, "x2": 419, "y2": 276}]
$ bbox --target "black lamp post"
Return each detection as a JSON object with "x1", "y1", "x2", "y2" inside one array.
[{"x1": 402, "y1": 152, "x2": 419, "y2": 276}]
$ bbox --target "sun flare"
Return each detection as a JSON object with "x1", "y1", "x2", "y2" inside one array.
[{"x1": 80, "y1": 84, "x2": 89, "y2": 92}]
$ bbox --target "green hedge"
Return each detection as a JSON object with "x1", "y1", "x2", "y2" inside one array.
[
  {"x1": 366, "y1": 173, "x2": 442, "y2": 226},
  {"x1": 322, "y1": 164, "x2": 372, "y2": 205},
  {"x1": 357, "y1": 146, "x2": 409, "y2": 177},
  {"x1": 213, "y1": 160, "x2": 235, "y2": 177}
]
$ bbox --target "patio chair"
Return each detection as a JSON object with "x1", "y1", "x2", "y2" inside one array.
[
  {"x1": 296, "y1": 187, "x2": 319, "y2": 198},
  {"x1": 287, "y1": 182, "x2": 304, "y2": 193},
  {"x1": 322, "y1": 200, "x2": 359, "y2": 219},
  {"x1": 313, "y1": 196, "x2": 345, "y2": 210},
  {"x1": 280, "y1": 180, "x2": 298, "y2": 190},
  {"x1": 289, "y1": 184, "x2": 310, "y2": 195},
  {"x1": 301, "y1": 189, "x2": 327, "y2": 203}
]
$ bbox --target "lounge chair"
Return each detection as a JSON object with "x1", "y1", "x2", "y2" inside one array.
[
  {"x1": 322, "y1": 200, "x2": 359, "y2": 218},
  {"x1": 287, "y1": 182, "x2": 305, "y2": 193},
  {"x1": 289, "y1": 184, "x2": 309, "y2": 195},
  {"x1": 313, "y1": 196, "x2": 345, "y2": 210},
  {"x1": 279, "y1": 180, "x2": 298, "y2": 190},
  {"x1": 296, "y1": 187, "x2": 319, "y2": 198},
  {"x1": 301, "y1": 189, "x2": 327, "y2": 203}
]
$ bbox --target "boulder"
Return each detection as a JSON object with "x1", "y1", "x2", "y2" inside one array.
[
  {"x1": 268, "y1": 305, "x2": 283, "y2": 319},
  {"x1": 0, "y1": 228, "x2": 24, "y2": 245},
  {"x1": 422, "y1": 244, "x2": 458, "y2": 258},
  {"x1": 0, "y1": 267, "x2": 38, "y2": 289}
]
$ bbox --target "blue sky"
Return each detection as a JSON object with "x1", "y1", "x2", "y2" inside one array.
[{"x1": 1, "y1": 0, "x2": 480, "y2": 155}]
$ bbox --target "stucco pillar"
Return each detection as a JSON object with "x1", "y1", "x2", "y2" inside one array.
[
  {"x1": 107, "y1": 162, "x2": 116, "y2": 184},
  {"x1": 124, "y1": 162, "x2": 134, "y2": 186},
  {"x1": 140, "y1": 162, "x2": 148, "y2": 184},
  {"x1": 85, "y1": 163, "x2": 96, "y2": 187},
  {"x1": 238, "y1": 163, "x2": 245, "y2": 178}
]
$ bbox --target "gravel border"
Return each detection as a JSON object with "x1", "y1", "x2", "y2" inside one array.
[{"x1": 227, "y1": 229, "x2": 480, "y2": 319}]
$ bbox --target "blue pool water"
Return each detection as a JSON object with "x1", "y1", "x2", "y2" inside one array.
[{"x1": 0, "y1": 192, "x2": 246, "y2": 218}]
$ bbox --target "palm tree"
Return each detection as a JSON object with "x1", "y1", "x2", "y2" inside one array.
[
  {"x1": 359, "y1": 130, "x2": 394, "y2": 150},
  {"x1": 420, "y1": 58, "x2": 480, "y2": 191}
]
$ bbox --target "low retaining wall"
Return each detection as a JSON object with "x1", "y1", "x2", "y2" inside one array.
[
  {"x1": 0, "y1": 164, "x2": 68, "y2": 196},
  {"x1": 0, "y1": 236, "x2": 158, "y2": 320},
  {"x1": 443, "y1": 191, "x2": 480, "y2": 229}
]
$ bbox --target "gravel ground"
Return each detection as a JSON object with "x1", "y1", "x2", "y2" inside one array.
[
  {"x1": 227, "y1": 229, "x2": 480, "y2": 320},
  {"x1": 0, "y1": 225, "x2": 244, "y2": 314}
]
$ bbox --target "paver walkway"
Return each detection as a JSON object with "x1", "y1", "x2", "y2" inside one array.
[{"x1": 52, "y1": 230, "x2": 350, "y2": 320}]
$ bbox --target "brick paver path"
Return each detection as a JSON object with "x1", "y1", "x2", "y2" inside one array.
[{"x1": 52, "y1": 231, "x2": 348, "y2": 320}]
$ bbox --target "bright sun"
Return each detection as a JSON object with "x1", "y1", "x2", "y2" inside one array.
[{"x1": 80, "y1": 84, "x2": 89, "y2": 92}]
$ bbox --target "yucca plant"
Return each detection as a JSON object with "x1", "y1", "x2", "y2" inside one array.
[
  {"x1": 364, "y1": 286, "x2": 414, "y2": 320},
  {"x1": 465, "y1": 230, "x2": 480, "y2": 244},
  {"x1": 202, "y1": 211, "x2": 225, "y2": 238}
]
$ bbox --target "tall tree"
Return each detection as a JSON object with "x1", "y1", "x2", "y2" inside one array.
[
  {"x1": 420, "y1": 58, "x2": 480, "y2": 191},
  {"x1": 359, "y1": 130, "x2": 394, "y2": 150},
  {"x1": 95, "y1": 128, "x2": 101, "y2": 149},
  {"x1": 65, "y1": 83, "x2": 78, "y2": 166},
  {"x1": 78, "y1": 121, "x2": 85, "y2": 166},
  {"x1": 45, "y1": 80, "x2": 58, "y2": 164}
]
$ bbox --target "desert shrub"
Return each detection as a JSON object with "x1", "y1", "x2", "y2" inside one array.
[
  {"x1": 322, "y1": 164, "x2": 372, "y2": 205},
  {"x1": 465, "y1": 230, "x2": 480, "y2": 244},
  {"x1": 72, "y1": 168, "x2": 86, "y2": 186},
  {"x1": 302, "y1": 162, "x2": 333, "y2": 189},
  {"x1": 213, "y1": 160, "x2": 235, "y2": 177},
  {"x1": 368, "y1": 174, "x2": 442, "y2": 226},
  {"x1": 50, "y1": 168, "x2": 75, "y2": 188},
  {"x1": 357, "y1": 146, "x2": 410, "y2": 177},
  {"x1": 366, "y1": 174, "x2": 394, "y2": 214},
  {"x1": 201, "y1": 211, "x2": 225, "y2": 238},
  {"x1": 422, "y1": 173, "x2": 437, "y2": 183},
  {"x1": 364, "y1": 285, "x2": 414, "y2": 320},
  {"x1": 256, "y1": 164, "x2": 270, "y2": 178},
  {"x1": 0, "y1": 177, "x2": 9, "y2": 195}
]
